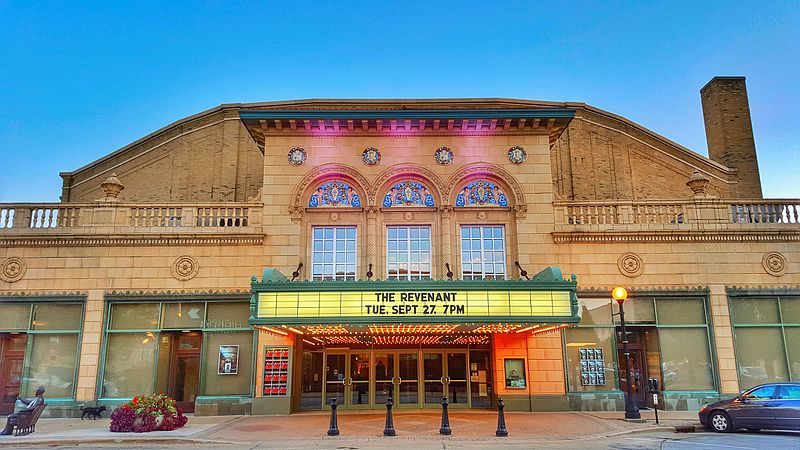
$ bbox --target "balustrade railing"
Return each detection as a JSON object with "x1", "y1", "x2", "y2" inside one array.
[
  {"x1": 729, "y1": 202, "x2": 800, "y2": 224},
  {"x1": 631, "y1": 203, "x2": 686, "y2": 224},
  {"x1": 556, "y1": 199, "x2": 800, "y2": 228},
  {"x1": 0, "y1": 202, "x2": 260, "y2": 231},
  {"x1": 196, "y1": 207, "x2": 250, "y2": 227},
  {"x1": 564, "y1": 204, "x2": 617, "y2": 225}
]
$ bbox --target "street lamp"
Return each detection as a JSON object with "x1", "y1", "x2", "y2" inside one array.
[{"x1": 612, "y1": 286, "x2": 641, "y2": 420}]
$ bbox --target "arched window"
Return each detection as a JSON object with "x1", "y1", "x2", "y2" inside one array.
[
  {"x1": 455, "y1": 180, "x2": 508, "y2": 207},
  {"x1": 382, "y1": 181, "x2": 435, "y2": 208},
  {"x1": 308, "y1": 181, "x2": 362, "y2": 208}
]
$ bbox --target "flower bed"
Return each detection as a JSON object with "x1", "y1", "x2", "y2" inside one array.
[{"x1": 110, "y1": 394, "x2": 188, "y2": 433}]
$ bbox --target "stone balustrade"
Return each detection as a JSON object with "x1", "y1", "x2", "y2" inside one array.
[
  {"x1": 553, "y1": 198, "x2": 800, "y2": 242},
  {"x1": 0, "y1": 202, "x2": 262, "y2": 233}
]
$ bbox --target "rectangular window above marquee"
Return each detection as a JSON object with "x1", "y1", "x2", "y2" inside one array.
[
  {"x1": 387, "y1": 226, "x2": 432, "y2": 281},
  {"x1": 311, "y1": 226, "x2": 357, "y2": 281},
  {"x1": 460, "y1": 225, "x2": 506, "y2": 280}
]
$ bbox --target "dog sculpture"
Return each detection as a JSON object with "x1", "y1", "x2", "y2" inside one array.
[{"x1": 80, "y1": 405, "x2": 106, "y2": 420}]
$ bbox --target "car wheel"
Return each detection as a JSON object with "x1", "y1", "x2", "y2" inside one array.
[{"x1": 709, "y1": 411, "x2": 733, "y2": 433}]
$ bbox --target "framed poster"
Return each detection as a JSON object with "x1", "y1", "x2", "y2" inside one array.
[
  {"x1": 218, "y1": 345, "x2": 240, "y2": 375},
  {"x1": 504, "y1": 358, "x2": 527, "y2": 389}
]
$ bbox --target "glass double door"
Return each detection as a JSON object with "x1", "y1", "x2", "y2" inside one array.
[{"x1": 323, "y1": 350, "x2": 469, "y2": 409}]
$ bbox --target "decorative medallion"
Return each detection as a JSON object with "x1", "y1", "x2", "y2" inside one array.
[
  {"x1": 0, "y1": 257, "x2": 26, "y2": 283},
  {"x1": 455, "y1": 180, "x2": 508, "y2": 207},
  {"x1": 383, "y1": 181, "x2": 435, "y2": 208},
  {"x1": 308, "y1": 181, "x2": 361, "y2": 208},
  {"x1": 617, "y1": 253, "x2": 644, "y2": 278},
  {"x1": 171, "y1": 255, "x2": 198, "y2": 281},
  {"x1": 478, "y1": 211, "x2": 487, "y2": 221},
  {"x1": 362, "y1": 147, "x2": 381, "y2": 166},
  {"x1": 330, "y1": 212, "x2": 339, "y2": 222},
  {"x1": 287, "y1": 147, "x2": 307, "y2": 166},
  {"x1": 434, "y1": 146, "x2": 454, "y2": 165},
  {"x1": 404, "y1": 212, "x2": 414, "y2": 221},
  {"x1": 762, "y1": 252, "x2": 787, "y2": 277},
  {"x1": 508, "y1": 146, "x2": 527, "y2": 164}
]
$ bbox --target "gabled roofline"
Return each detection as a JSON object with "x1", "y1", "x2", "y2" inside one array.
[{"x1": 60, "y1": 97, "x2": 732, "y2": 182}]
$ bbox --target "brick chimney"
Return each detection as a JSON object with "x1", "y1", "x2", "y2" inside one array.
[{"x1": 700, "y1": 76, "x2": 762, "y2": 198}]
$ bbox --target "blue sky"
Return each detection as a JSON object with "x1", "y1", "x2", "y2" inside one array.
[{"x1": 1, "y1": 1, "x2": 798, "y2": 201}]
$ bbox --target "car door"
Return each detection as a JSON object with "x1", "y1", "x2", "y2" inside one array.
[
  {"x1": 773, "y1": 384, "x2": 800, "y2": 430},
  {"x1": 727, "y1": 385, "x2": 777, "y2": 429}
]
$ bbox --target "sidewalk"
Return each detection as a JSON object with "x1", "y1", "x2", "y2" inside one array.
[{"x1": 0, "y1": 410, "x2": 702, "y2": 448}]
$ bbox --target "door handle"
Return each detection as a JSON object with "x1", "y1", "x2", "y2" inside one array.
[{"x1": 441, "y1": 376, "x2": 447, "y2": 384}]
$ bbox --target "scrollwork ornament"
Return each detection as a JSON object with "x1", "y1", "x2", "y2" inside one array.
[
  {"x1": 171, "y1": 255, "x2": 199, "y2": 281},
  {"x1": 617, "y1": 253, "x2": 644, "y2": 278},
  {"x1": 0, "y1": 257, "x2": 26, "y2": 283},
  {"x1": 762, "y1": 252, "x2": 787, "y2": 277}
]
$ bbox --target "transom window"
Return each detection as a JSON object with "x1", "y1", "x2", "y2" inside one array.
[
  {"x1": 308, "y1": 181, "x2": 361, "y2": 208},
  {"x1": 382, "y1": 181, "x2": 435, "y2": 207},
  {"x1": 460, "y1": 225, "x2": 506, "y2": 280},
  {"x1": 312, "y1": 227, "x2": 357, "y2": 281},
  {"x1": 455, "y1": 180, "x2": 508, "y2": 207},
  {"x1": 387, "y1": 226, "x2": 432, "y2": 280}
]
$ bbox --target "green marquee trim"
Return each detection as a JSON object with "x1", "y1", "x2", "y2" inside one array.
[{"x1": 248, "y1": 267, "x2": 579, "y2": 326}]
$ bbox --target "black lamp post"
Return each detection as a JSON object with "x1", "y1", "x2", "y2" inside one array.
[{"x1": 613, "y1": 286, "x2": 640, "y2": 420}]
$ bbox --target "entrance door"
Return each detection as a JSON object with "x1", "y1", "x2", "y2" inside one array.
[
  {"x1": 0, "y1": 335, "x2": 26, "y2": 415},
  {"x1": 617, "y1": 348, "x2": 647, "y2": 408},
  {"x1": 397, "y1": 352, "x2": 419, "y2": 407},
  {"x1": 446, "y1": 352, "x2": 468, "y2": 407},
  {"x1": 423, "y1": 352, "x2": 445, "y2": 406},
  {"x1": 167, "y1": 332, "x2": 201, "y2": 413},
  {"x1": 373, "y1": 351, "x2": 419, "y2": 408},
  {"x1": 423, "y1": 351, "x2": 470, "y2": 408},
  {"x1": 348, "y1": 352, "x2": 370, "y2": 408},
  {"x1": 324, "y1": 353, "x2": 346, "y2": 407}
]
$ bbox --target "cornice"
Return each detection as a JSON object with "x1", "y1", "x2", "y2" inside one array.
[
  {"x1": 552, "y1": 230, "x2": 800, "y2": 244},
  {"x1": 0, "y1": 291, "x2": 87, "y2": 299},
  {"x1": 578, "y1": 286, "x2": 709, "y2": 296},
  {"x1": 0, "y1": 234, "x2": 266, "y2": 247}
]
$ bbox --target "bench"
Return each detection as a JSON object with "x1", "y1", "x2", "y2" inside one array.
[{"x1": 11, "y1": 403, "x2": 47, "y2": 436}]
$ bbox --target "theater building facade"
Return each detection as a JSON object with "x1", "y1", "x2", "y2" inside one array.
[{"x1": 1, "y1": 77, "x2": 799, "y2": 417}]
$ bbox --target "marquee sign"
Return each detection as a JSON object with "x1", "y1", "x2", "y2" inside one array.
[{"x1": 249, "y1": 267, "x2": 580, "y2": 326}]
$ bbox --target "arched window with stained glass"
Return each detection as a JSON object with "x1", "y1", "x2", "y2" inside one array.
[
  {"x1": 308, "y1": 181, "x2": 362, "y2": 208},
  {"x1": 382, "y1": 180, "x2": 435, "y2": 208},
  {"x1": 455, "y1": 180, "x2": 508, "y2": 207}
]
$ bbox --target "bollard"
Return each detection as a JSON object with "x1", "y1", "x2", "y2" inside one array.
[
  {"x1": 495, "y1": 398, "x2": 508, "y2": 437},
  {"x1": 383, "y1": 394, "x2": 396, "y2": 436},
  {"x1": 439, "y1": 395, "x2": 452, "y2": 435},
  {"x1": 327, "y1": 397, "x2": 340, "y2": 436}
]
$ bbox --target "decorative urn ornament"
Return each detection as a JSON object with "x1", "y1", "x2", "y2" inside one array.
[
  {"x1": 100, "y1": 173, "x2": 125, "y2": 200},
  {"x1": 362, "y1": 147, "x2": 381, "y2": 165},
  {"x1": 508, "y1": 146, "x2": 526, "y2": 164},
  {"x1": 287, "y1": 147, "x2": 307, "y2": 166},
  {"x1": 434, "y1": 146, "x2": 453, "y2": 165}
]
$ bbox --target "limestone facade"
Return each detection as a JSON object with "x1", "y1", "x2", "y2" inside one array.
[{"x1": 1, "y1": 77, "x2": 798, "y2": 416}]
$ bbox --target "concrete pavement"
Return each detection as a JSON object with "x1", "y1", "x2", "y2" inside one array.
[{"x1": 0, "y1": 410, "x2": 702, "y2": 448}]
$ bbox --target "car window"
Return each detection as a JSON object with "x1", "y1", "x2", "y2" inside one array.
[
  {"x1": 744, "y1": 385, "x2": 776, "y2": 400},
  {"x1": 778, "y1": 385, "x2": 800, "y2": 400}
]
